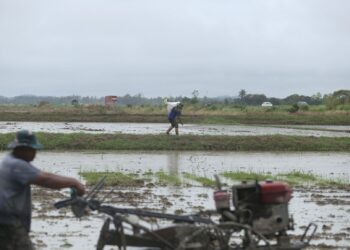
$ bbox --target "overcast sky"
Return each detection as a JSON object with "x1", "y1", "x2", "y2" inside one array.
[{"x1": 0, "y1": 0, "x2": 349, "y2": 98}]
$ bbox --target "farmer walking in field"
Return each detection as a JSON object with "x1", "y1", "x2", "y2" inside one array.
[
  {"x1": 0, "y1": 130, "x2": 85, "y2": 250},
  {"x1": 165, "y1": 100, "x2": 184, "y2": 135}
]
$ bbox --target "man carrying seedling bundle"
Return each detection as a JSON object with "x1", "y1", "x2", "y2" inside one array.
[
  {"x1": 0, "y1": 130, "x2": 85, "y2": 250},
  {"x1": 166, "y1": 102, "x2": 184, "y2": 135}
]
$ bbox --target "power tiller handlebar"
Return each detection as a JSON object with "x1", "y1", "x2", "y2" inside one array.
[
  {"x1": 54, "y1": 176, "x2": 213, "y2": 224},
  {"x1": 54, "y1": 176, "x2": 106, "y2": 217}
]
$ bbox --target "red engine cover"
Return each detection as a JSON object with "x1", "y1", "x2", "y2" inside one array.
[
  {"x1": 214, "y1": 190, "x2": 230, "y2": 210},
  {"x1": 259, "y1": 181, "x2": 293, "y2": 204}
]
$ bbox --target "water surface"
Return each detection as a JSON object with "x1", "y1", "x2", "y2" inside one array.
[
  {"x1": 1, "y1": 121, "x2": 349, "y2": 137},
  {"x1": 24, "y1": 151, "x2": 350, "y2": 181}
]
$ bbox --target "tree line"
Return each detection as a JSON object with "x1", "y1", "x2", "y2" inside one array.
[{"x1": 0, "y1": 90, "x2": 348, "y2": 109}]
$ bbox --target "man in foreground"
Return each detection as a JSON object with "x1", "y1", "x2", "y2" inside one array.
[
  {"x1": 166, "y1": 102, "x2": 184, "y2": 135},
  {"x1": 0, "y1": 130, "x2": 85, "y2": 250}
]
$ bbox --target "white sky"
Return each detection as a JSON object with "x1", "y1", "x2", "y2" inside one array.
[{"x1": 0, "y1": 0, "x2": 349, "y2": 98}]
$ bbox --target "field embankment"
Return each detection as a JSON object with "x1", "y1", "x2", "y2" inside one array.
[
  {"x1": 0, "y1": 105, "x2": 349, "y2": 125},
  {"x1": 0, "y1": 133, "x2": 348, "y2": 152}
]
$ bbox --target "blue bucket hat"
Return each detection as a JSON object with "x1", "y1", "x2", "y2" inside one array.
[{"x1": 7, "y1": 130, "x2": 43, "y2": 150}]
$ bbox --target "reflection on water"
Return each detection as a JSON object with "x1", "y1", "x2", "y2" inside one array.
[{"x1": 168, "y1": 151, "x2": 179, "y2": 175}]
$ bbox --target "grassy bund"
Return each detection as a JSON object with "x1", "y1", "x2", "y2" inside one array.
[
  {"x1": 0, "y1": 105, "x2": 349, "y2": 125},
  {"x1": 0, "y1": 133, "x2": 349, "y2": 152}
]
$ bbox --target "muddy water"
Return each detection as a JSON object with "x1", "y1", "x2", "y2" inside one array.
[
  {"x1": 30, "y1": 186, "x2": 350, "y2": 250},
  {"x1": 0, "y1": 151, "x2": 348, "y2": 249},
  {"x1": 0, "y1": 121, "x2": 349, "y2": 137},
  {"x1": 26, "y1": 151, "x2": 350, "y2": 181}
]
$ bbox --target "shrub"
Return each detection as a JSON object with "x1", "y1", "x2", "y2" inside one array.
[
  {"x1": 288, "y1": 104, "x2": 299, "y2": 113},
  {"x1": 299, "y1": 105, "x2": 309, "y2": 111}
]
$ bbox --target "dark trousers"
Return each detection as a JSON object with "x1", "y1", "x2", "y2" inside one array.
[
  {"x1": 0, "y1": 222, "x2": 34, "y2": 250},
  {"x1": 168, "y1": 118, "x2": 179, "y2": 128}
]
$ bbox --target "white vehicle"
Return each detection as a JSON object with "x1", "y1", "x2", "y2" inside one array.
[
  {"x1": 297, "y1": 101, "x2": 309, "y2": 107},
  {"x1": 261, "y1": 102, "x2": 273, "y2": 107}
]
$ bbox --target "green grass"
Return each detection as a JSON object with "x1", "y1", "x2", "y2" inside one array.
[
  {"x1": 80, "y1": 170, "x2": 183, "y2": 187},
  {"x1": 155, "y1": 170, "x2": 181, "y2": 186},
  {"x1": 277, "y1": 170, "x2": 318, "y2": 184},
  {"x1": 0, "y1": 133, "x2": 349, "y2": 152},
  {"x1": 80, "y1": 172, "x2": 144, "y2": 186},
  {"x1": 183, "y1": 173, "x2": 216, "y2": 187},
  {"x1": 222, "y1": 170, "x2": 349, "y2": 188},
  {"x1": 141, "y1": 169, "x2": 154, "y2": 181},
  {"x1": 222, "y1": 171, "x2": 274, "y2": 182},
  {"x1": 79, "y1": 170, "x2": 349, "y2": 189},
  {"x1": 143, "y1": 170, "x2": 154, "y2": 177}
]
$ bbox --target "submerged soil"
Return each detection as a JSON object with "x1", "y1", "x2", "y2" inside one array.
[
  {"x1": 30, "y1": 184, "x2": 350, "y2": 250},
  {"x1": 22, "y1": 151, "x2": 350, "y2": 249}
]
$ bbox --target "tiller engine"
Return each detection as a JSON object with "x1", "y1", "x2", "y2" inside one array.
[{"x1": 213, "y1": 178, "x2": 316, "y2": 249}]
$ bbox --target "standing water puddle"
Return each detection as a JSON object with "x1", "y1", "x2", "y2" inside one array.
[{"x1": 0, "y1": 151, "x2": 348, "y2": 249}]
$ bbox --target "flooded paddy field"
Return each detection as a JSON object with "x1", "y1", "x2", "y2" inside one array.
[
  {"x1": 30, "y1": 185, "x2": 350, "y2": 250},
  {"x1": 0, "y1": 151, "x2": 347, "y2": 249},
  {"x1": 0, "y1": 121, "x2": 349, "y2": 137},
  {"x1": 28, "y1": 151, "x2": 350, "y2": 181}
]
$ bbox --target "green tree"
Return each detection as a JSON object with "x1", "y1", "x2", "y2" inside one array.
[
  {"x1": 239, "y1": 89, "x2": 247, "y2": 101},
  {"x1": 191, "y1": 90, "x2": 199, "y2": 104},
  {"x1": 325, "y1": 90, "x2": 350, "y2": 109}
]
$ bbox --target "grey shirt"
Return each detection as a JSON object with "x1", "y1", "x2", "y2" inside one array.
[{"x1": 0, "y1": 153, "x2": 41, "y2": 232}]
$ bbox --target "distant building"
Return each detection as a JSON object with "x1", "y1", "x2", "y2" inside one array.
[
  {"x1": 105, "y1": 96, "x2": 117, "y2": 106},
  {"x1": 261, "y1": 102, "x2": 273, "y2": 107}
]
